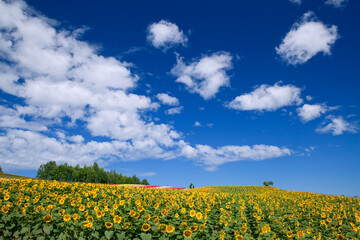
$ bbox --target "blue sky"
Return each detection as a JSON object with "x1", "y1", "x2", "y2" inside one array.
[{"x1": 0, "y1": 0, "x2": 359, "y2": 195}]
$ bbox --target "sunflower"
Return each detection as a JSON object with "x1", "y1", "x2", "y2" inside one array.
[
  {"x1": 190, "y1": 224, "x2": 198, "y2": 232},
  {"x1": 158, "y1": 224, "x2": 167, "y2": 233},
  {"x1": 122, "y1": 222, "x2": 130, "y2": 230},
  {"x1": 183, "y1": 230, "x2": 192, "y2": 238},
  {"x1": 84, "y1": 221, "x2": 93, "y2": 228},
  {"x1": 73, "y1": 213, "x2": 80, "y2": 221},
  {"x1": 297, "y1": 230, "x2": 305, "y2": 238},
  {"x1": 189, "y1": 210, "x2": 196, "y2": 217},
  {"x1": 105, "y1": 222, "x2": 113, "y2": 229},
  {"x1": 196, "y1": 212, "x2": 203, "y2": 220},
  {"x1": 286, "y1": 231, "x2": 293, "y2": 238},
  {"x1": 161, "y1": 209, "x2": 168, "y2": 216},
  {"x1": 141, "y1": 223, "x2": 151, "y2": 232},
  {"x1": 113, "y1": 215, "x2": 122, "y2": 223},
  {"x1": 96, "y1": 211, "x2": 103, "y2": 218},
  {"x1": 43, "y1": 214, "x2": 52, "y2": 223},
  {"x1": 1, "y1": 205, "x2": 9, "y2": 214},
  {"x1": 4, "y1": 195, "x2": 10, "y2": 201},
  {"x1": 129, "y1": 210, "x2": 136, "y2": 217},
  {"x1": 63, "y1": 214, "x2": 71, "y2": 222},
  {"x1": 236, "y1": 235, "x2": 243, "y2": 240},
  {"x1": 87, "y1": 216, "x2": 94, "y2": 222},
  {"x1": 166, "y1": 225, "x2": 175, "y2": 233}
]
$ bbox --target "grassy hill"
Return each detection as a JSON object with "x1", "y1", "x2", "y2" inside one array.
[{"x1": 0, "y1": 172, "x2": 32, "y2": 179}]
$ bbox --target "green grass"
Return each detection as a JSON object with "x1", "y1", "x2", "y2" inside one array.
[{"x1": 0, "y1": 172, "x2": 32, "y2": 179}]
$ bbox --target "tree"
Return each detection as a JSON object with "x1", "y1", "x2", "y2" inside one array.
[
  {"x1": 35, "y1": 161, "x2": 150, "y2": 185},
  {"x1": 189, "y1": 183, "x2": 195, "y2": 189},
  {"x1": 36, "y1": 161, "x2": 57, "y2": 179},
  {"x1": 0, "y1": 165, "x2": 2, "y2": 173},
  {"x1": 263, "y1": 181, "x2": 274, "y2": 187},
  {"x1": 141, "y1": 179, "x2": 150, "y2": 185}
]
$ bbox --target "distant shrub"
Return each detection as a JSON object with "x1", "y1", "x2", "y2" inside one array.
[{"x1": 263, "y1": 181, "x2": 274, "y2": 187}]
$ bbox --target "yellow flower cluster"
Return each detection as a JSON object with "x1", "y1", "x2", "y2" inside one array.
[{"x1": 0, "y1": 178, "x2": 359, "y2": 239}]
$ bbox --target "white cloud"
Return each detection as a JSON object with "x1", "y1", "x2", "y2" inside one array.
[
  {"x1": 171, "y1": 52, "x2": 233, "y2": 99},
  {"x1": 156, "y1": 93, "x2": 179, "y2": 106},
  {"x1": 69, "y1": 135, "x2": 85, "y2": 143},
  {"x1": 194, "y1": 121, "x2": 201, "y2": 127},
  {"x1": 166, "y1": 106, "x2": 183, "y2": 115},
  {"x1": 180, "y1": 143, "x2": 291, "y2": 171},
  {"x1": 0, "y1": 106, "x2": 48, "y2": 131},
  {"x1": 325, "y1": 0, "x2": 348, "y2": 8},
  {"x1": 289, "y1": 0, "x2": 302, "y2": 4},
  {"x1": 297, "y1": 104, "x2": 327, "y2": 122},
  {"x1": 0, "y1": 0, "x2": 292, "y2": 171},
  {"x1": 228, "y1": 83, "x2": 302, "y2": 111},
  {"x1": 147, "y1": 20, "x2": 187, "y2": 49},
  {"x1": 306, "y1": 95, "x2": 313, "y2": 101},
  {"x1": 0, "y1": 0, "x2": 181, "y2": 168},
  {"x1": 316, "y1": 116, "x2": 358, "y2": 135},
  {"x1": 276, "y1": 12, "x2": 338, "y2": 65},
  {"x1": 139, "y1": 172, "x2": 156, "y2": 177}
]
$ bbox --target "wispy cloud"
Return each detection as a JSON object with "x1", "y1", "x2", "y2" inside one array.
[
  {"x1": 276, "y1": 12, "x2": 338, "y2": 65},
  {"x1": 166, "y1": 106, "x2": 183, "y2": 115},
  {"x1": 289, "y1": 0, "x2": 302, "y2": 5},
  {"x1": 180, "y1": 144, "x2": 291, "y2": 171},
  {"x1": 325, "y1": 0, "x2": 348, "y2": 8},
  {"x1": 316, "y1": 116, "x2": 358, "y2": 135},
  {"x1": 139, "y1": 172, "x2": 157, "y2": 177}
]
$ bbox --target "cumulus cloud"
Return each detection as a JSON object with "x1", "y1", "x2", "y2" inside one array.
[
  {"x1": 316, "y1": 116, "x2": 358, "y2": 135},
  {"x1": 147, "y1": 20, "x2": 187, "y2": 49},
  {"x1": 228, "y1": 83, "x2": 302, "y2": 111},
  {"x1": 0, "y1": 0, "x2": 181, "y2": 168},
  {"x1": 325, "y1": 0, "x2": 348, "y2": 8},
  {"x1": 194, "y1": 121, "x2": 201, "y2": 127},
  {"x1": 171, "y1": 52, "x2": 233, "y2": 99},
  {"x1": 0, "y1": 0, "x2": 291, "y2": 171},
  {"x1": 156, "y1": 93, "x2": 179, "y2": 106},
  {"x1": 180, "y1": 143, "x2": 291, "y2": 171},
  {"x1": 297, "y1": 104, "x2": 328, "y2": 122},
  {"x1": 166, "y1": 106, "x2": 183, "y2": 115},
  {"x1": 276, "y1": 12, "x2": 338, "y2": 65}
]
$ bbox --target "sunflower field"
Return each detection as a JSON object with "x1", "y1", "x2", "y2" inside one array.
[{"x1": 0, "y1": 178, "x2": 359, "y2": 240}]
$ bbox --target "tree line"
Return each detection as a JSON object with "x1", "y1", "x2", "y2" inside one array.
[{"x1": 36, "y1": 161, "x2": 149, "y2": 185}]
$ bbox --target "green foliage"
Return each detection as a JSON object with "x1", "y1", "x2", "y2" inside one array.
[
  {"x1": 36, "y1": 161, "x2": 149, "y2": 185},
  {"x1": 263, "y1": 181, "x2": 274, "y2": 187},
  {"x1": 0, "y1": 165, "x2": 2, "y2": 173},
  {"x1": 141, "y1": 178, "x2": 150, "y2": 185},
  {"x1": 189, "y1": 183, "x2": 195, "y2": 189}
]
